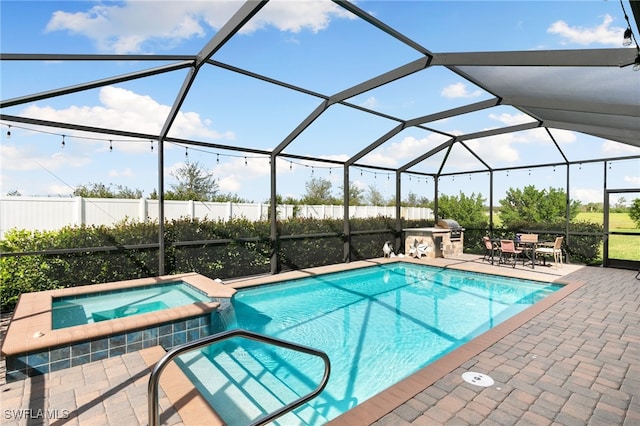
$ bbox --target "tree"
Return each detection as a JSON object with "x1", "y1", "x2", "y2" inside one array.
[
  {"x1": 338, "y1": 181, "x2": 366, "y2": 205},
  {"x1": 366, "y1": 184, "x2": 388, "y2": 206},
  {"x1": 301, "y1": 177, "x2": 336, "y2": 204},
  {"x1": 629, "y1": 198, "x2": 640, "y2": 228},
  {"x1": 499, "y1": 185, "x2": 580, "y2": 228},
  {"x1": 402, "y1": 191, "x2": 431, "y2": 207},
  {"x1": 74, "y1": 183, "x2": 143, "y2": 198},
  {"x1": 437, "y1": 192, "x2": 487, "y2": 226},
  {"x1": 165, "y1": 161, "x2": 219, "y2": 201}
]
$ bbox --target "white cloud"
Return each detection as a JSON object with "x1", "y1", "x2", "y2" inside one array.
[
  {"x1": 108, "y1": 168, "x2": 134, "y2": 178},
  {"x1": 547, "y1": 14, "x2": 624, "y2": 46},
  {"x1": 624, "y1": 175, "x2": 640, "y2": 185},
  {"x1": 21, "y1": 86, "x2": 234, "y2": 150},
  {"x1": 602, "y1": 140, "x2": 640, "y2": 155},
  {"x1": 360, "y1": 133, "x2": 450, "y2": 167},
  {"x1": 572, "y1": 188, "x2": 603, "y2": 204},
  {"x1": 441, "y1": 82, "x2": 482, "y2": 99},
  {"x1": 0, "y1": 143, "x2": 92, "y2": 172},
  {"x1": 360, "y1": 96, "x2": 379, "y2": 109},
  {"x1": 241, "y1": 0, "x2": 353, "y2": 34},
  {"x1": 45, "y1": 1, "x2": 352, "y2": 54},
  {"x1": 488, "y1": 113, "x2": 535, "y2": 127}
]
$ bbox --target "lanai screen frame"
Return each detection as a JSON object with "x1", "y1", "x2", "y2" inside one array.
[{"x1": 1, "y1": 0, "x2": 639, "y2": 275}]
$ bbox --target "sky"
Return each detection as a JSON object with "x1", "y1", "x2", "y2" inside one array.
[{"x1": 1, "y1": 0, "x2": 639, "y2": 207}]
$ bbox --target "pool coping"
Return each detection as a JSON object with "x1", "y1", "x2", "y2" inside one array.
[{"x1": 1, "y1": 272, "x2": 236, "y2": 357}]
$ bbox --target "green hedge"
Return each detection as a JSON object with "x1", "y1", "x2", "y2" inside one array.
[
  {"x1": 0, "y1": 217, "x2": 409, "y2": 310},
  {"x1": 0, "y1": 216, "x2": 603, "y2": 311}
]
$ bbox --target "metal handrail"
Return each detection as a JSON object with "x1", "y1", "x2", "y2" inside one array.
[{"x1": 148, "y1": 328, "x2": 331, "y2": 426}]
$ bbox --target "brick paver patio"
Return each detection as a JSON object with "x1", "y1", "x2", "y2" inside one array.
[
  {"x1": 1, "y1": 260, "x2": 638, "y2": 425},
  {"x1": 367, "y1": 265, "x2": 640, "y2": 426}
]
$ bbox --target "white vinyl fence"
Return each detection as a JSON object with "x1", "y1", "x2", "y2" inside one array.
[{"x1": 0, "y1": 196, "x2": 433, "y2": 238}]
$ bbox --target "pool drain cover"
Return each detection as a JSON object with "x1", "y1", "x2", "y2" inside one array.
[{"x1": 462, "y1": 371, "x2": 494, "y2": 387}]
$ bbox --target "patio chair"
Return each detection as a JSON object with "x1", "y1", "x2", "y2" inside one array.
[
  {"x1": 482, "y1": 236, "x2": 498, "y2": 264},
  {"x1": 535, "y1": 236, "x2": 564, "y2": 268},
  {"x1": 499, "y1": 239, "x2": 523, "y2": 268}
]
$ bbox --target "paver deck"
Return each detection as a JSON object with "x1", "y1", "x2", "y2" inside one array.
[{"x1": 1, "y1": 255, "x2": 638, "y2": 425}]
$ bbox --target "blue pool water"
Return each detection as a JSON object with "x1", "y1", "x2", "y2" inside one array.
[
  {"x1": 52, "y1": 281, "x2": 211, "y2": 329},
  {"x1": 176, "y1": 263, "x2": 561, "y2": 425}
]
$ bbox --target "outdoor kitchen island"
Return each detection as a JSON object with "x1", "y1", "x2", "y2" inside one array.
[{"x1": 404, "y1": 219, "x2": 464, "y2": 259}]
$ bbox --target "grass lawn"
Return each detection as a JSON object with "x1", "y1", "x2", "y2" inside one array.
[{"x1": 576, "y1": 212, "x2": 639, "y2": 261}]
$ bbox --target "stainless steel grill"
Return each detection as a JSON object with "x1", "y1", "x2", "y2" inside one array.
[{"x1": 436, "y1": 219, "x2": 463, "y2": 240}]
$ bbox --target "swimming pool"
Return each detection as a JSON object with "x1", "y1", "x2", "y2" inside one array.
[
  {"x1": 52, "y1": 281, "x2": 211, "y2": 329},
  {"x1": 176, "y1": 263, "x2": 561, "y2": 425}
]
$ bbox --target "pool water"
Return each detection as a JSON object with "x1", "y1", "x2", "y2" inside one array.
[
  {"x1": 52, "y1": 281, "x2": 211, "y2": 329},
  {"x1": 176, "y1": 264, "x2": 561, "y2": 425}
]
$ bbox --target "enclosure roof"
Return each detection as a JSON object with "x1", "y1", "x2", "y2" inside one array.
[{"x1": 1, "y1": 0, "x2": 639, "y2": 187}]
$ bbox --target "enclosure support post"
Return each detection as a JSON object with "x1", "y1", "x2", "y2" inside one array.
[
  {"x1": 489, "y1": 171, "x2": 494, "y2": 237},
  {"x1": 270, "y1": 154, "x2": 279, "y2": 274},
  {"x1": 157, "y1": 138, "x2": 165, "y2": 275},
  {"x1": 395, "y1": 171, "x2": 402, "y2": 254},
  {"x1": 343, "y1": 165, "x2": 351, "y2": 263},
  {"x1": 565, "y1": 164, "x2": 571, "y2": 263}
]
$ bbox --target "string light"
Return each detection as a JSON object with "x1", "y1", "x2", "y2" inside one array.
[
  {"x1": 289, "y1": 161, "x2": 292, "y2": 170},
  {"x1": 150, "y1": 140, "x2": 154, "y2": 152},
  {"x1": 624, "y1": 28, "x2": 633, "y2": 46},
  {"x1": 109, "y1": 140, "x2": 113, "y2": 152},
  {"x1": 185, "y1": 147, "x2": 189, "y2": 158},
  {"x1": 244, "y1": 156, "x2": 247, "y2": 166},
  {"x1": 620, "y1": 0, "x2": 640, "y2": 71},
  {"x1": 6, "y1": 125, "x2": 10, "y2": 139},
  {"x1": 61, "y1": 135, "x2": 65, "y2": 148},
  {"x1": 216, "y1": 153, "x2": 219, "y2": 164}
]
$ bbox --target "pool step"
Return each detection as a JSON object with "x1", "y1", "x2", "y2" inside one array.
[{"x1": 176, "y1": 341, "x2": 330, "y2": 426}]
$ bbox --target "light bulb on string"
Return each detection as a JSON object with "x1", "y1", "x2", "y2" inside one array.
[
  {"x1": 150, "y1": 140, "x2": 154, "y2": 152},
  {"x1": 6, "y1": 125, "x2": 11, "y2": 139},
  {"x1": 623, "y1": 28, "x2": 633, "y2": 46},
  {"x1": 216, "y1": 154, "x2": 219, "y2": 164},
  {"x1": 244, "y1": 156, "x2": 247, "y2": 166},
  {"x1": 289, "y1": 161, "x2": 292, "y2": 170},
  {"x1": 61, "y1": 135, "x2": 66, "y2": 148},
  {"x1": 185, "y1": 147, "x2": 189, "y2": 159},
  {"x1": 109, "y1": 140, "x2": 113, "y2": 152}
]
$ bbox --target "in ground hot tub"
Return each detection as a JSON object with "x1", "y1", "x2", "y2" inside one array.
[{"x1": 1, "y1": 273, "x2": 235, "y2": 382}]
